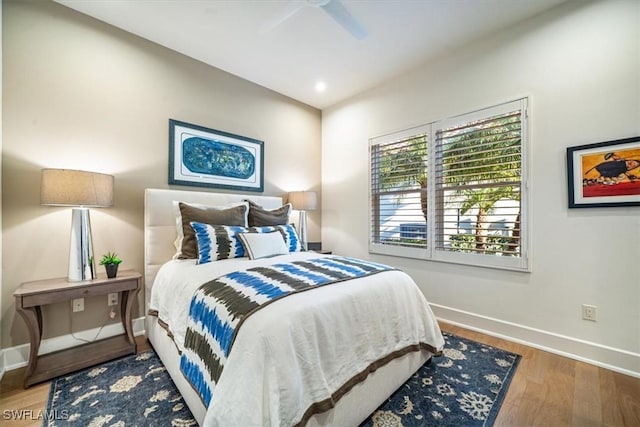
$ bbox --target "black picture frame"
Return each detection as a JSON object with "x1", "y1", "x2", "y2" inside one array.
[
  {"x1": 567, "y1": 136, "x2": 640, "y2": 208},
  {"x1": 169, "y1": 119, "x2": 264, "y2": 193}
]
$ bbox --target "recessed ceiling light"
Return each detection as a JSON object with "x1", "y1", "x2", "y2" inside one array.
[{"x1": 315, "y1": 81, "x2": 327, "y2": 92}]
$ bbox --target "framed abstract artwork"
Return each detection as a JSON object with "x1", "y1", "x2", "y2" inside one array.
[
  {"x1": 567, "y1": 136, "x2": 640, "y2": 208},
  {"x1": 169, "y1": 119, "x2": 264, "y2": 192}
]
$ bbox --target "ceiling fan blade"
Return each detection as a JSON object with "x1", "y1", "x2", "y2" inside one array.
[
  {"x1": 320, "y1": 0, "x2": 367, "y2": 40},
  {"x1": 261, "y1": 0, "x2": 306, "y2": 33}
]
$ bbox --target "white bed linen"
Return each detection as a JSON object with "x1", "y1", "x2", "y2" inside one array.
[{"x1": 149, "y1": 252, "x2": 444, "y2": 426}]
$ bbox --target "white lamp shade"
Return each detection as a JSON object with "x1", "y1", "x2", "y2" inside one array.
[
  {"x1": 288, "y1": 191, "x2": 317, "y2": 211},
  {"x1": 41, "y1": 169, "x2": 114, "y2": 207}
]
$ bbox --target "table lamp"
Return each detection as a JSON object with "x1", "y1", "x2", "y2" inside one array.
[
  {"x1": 41, "y1": 169, "x2": 114, "y2": 282},
  {"x1": 288, "y1": 191, "x2": 317, "y2": 251}
]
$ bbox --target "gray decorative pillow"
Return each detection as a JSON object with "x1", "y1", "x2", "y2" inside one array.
[
  {"x1": 176, "y1": 202, "x2": 247, "y2": 259},
  {"x1": 245, "y1": 200, "x2": 292, "y2": 226}
]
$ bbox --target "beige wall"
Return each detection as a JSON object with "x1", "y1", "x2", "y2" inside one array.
[
  {"x1": 0, "y1": 1, "x2": 3, "y2": 355},
  {"x1": 322, "y1": 0, "x2": 640, "y2": 374},
  {"x1": 2, "y1": 0, "x2": 321, "y2": 349}
]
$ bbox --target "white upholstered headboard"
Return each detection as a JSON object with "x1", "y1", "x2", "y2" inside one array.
[{"x1": 144, "y1": 188, "x2": 284, "y2": 309}]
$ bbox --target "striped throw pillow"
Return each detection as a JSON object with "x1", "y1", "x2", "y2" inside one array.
[{"x1": 190, "y1": 222, "x2": 248, "y2": 264}]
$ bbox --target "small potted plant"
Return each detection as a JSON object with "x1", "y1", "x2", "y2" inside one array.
[{"x1": 100, "y1": 251, "x2": 122, "y2": 279}]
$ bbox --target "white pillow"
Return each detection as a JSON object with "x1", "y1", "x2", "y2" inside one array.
[
  {"x1": 172, "y1": 200, "x2": 249, "y2": 258},
  {"x1": 236, "y1": 231, "x2": 289, "y2": 260},
  {"x1": 247, "y1": 224, "x2": 303, "y2": 253}
]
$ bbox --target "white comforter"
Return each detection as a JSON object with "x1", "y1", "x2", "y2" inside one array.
[{"x1": 149, "y1": 252, "x2": 444, "y2": 426}]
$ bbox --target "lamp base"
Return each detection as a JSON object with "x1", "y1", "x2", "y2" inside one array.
[
  {"x1": 68, "y1": 208, "x2": 96, "y2": 282},
  {"x1": 299, "y1": 210, "x2": 308, "y2": 251}
]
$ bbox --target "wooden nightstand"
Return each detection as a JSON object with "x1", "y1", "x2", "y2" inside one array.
[
  {"x1": 307, "y1": 242, "x2": 331, "y2": 254},
  {"x1": 13, "y1": 270, "x2": 142, "y2": 387}
]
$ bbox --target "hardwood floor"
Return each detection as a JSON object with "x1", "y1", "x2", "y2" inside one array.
[
  {"x1": 441, "y1": 323, "x2": 640, "y2": 427},
  {"x1": 1, "y1": 326, "x2": 638, "y2": 426}
]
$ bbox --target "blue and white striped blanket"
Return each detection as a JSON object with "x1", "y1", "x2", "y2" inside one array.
[{"x1": 179, "y1": 256, "x2": 394, "y2": 406}]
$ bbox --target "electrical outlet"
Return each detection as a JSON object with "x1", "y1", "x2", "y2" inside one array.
[
  {"x1": 582, "y1": 304, "x2": 597, "y2": 321},
  {"x1": 72, "y1": 298, "x2": 84, "y2": 312},
  {"x1": 107, "y1": 293, "x2": 118, "y2": 306}
]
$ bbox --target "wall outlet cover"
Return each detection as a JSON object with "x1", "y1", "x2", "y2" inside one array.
[
  {"x1": 72, "y1": 298, "x2": 84, "y2": 312},
  {"x1": 108, "y1": 293, "x2": 118, "y2": 306}
]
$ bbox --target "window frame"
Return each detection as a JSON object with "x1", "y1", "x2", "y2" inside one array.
[
  {"x1": 369, "y1": 123, "x2": 431, "y2": 260},
  {"x1": 369, "y1": 98, "x2": 530, "y2": 271}
]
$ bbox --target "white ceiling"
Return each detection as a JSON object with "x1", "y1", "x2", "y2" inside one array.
[{"x1": 56, "y1": 0, "x2": 566, "y2": 110}]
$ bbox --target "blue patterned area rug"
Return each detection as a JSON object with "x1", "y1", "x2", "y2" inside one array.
[
  {"x1": 44, "y1": 351, "x2": 196, "y2": 427},
  {"x1": 360, "y1": 332, "x2": 520, "y2": 426},
  {"x1": 44, "y1": 332, "x2": 519, "y2": 426}
]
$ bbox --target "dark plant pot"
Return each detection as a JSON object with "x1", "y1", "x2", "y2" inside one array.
[{"x1": 105, "y1": 263, "x2": 119, "y2": 279}]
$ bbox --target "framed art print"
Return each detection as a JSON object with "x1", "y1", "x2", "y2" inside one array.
[
  {"x1": 567, "y1": 136, "x2": 640, "y2": 208},
  {"x1": 169, "y1": 119, "x2": 264, "y2": 192}
]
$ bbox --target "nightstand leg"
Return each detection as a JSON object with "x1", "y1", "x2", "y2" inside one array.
[
  {"x1": 121, "y1": 287, "x2": 138, "y2": 347},
  {"x1": 15, "y1": 305, "x2": 42, "y2": 383}
]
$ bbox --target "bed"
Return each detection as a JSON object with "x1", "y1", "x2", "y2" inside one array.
[{"x1": 144, "y1": 188, "x2": 444, "y2": 426}]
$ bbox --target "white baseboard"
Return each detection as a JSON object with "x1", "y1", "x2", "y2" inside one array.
[
  {"x1": 431, "y1": 303, "x2": 640, "y2": 378},
  {"x1": 0, "y1": 317, "x2": 146, "y2": 381},
  {"x1": 3, "y1": 309, "x2": 637, "y2": 382}
]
